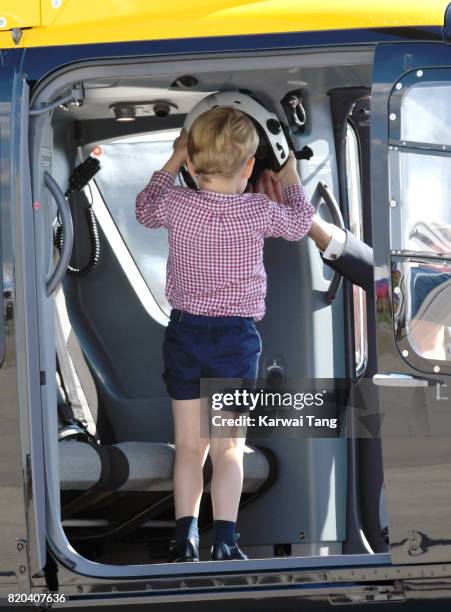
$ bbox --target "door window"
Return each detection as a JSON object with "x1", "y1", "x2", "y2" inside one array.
[
  {"x1": 400, "y1": 81, "x2": 451, "y2": 145},
  {"x1": 389, "y1": 71, "x2": 451, "y2": 365},
  {"x1": 390, "y1": 151, "x2": 451, "y2": 254},
  {"x1": 346, "y1": 122, "x2": 367, "y2": 374},
  {"x1": 83, "y1": 130, "x2": 182, "y2": 319},
  {"x1": 393, "y1": 259, "x2": 451, "y2": 362}
]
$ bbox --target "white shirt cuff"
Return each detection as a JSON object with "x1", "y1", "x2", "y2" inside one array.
[{"x1": 322, "y1": 227, "x2": 347, "y2": 260}]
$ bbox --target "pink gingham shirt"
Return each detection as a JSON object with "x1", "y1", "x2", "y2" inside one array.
[{"x1": 135, "y1": 170, "x2": 314, "y2": 321}]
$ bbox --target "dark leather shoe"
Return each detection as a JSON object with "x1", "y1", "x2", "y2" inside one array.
[
  {"x1": 211, "y1": 534, "x2": 248, "y2": 560},
  {"x1": 168, "y1": 538, "x2": 199, "y2": 562}
]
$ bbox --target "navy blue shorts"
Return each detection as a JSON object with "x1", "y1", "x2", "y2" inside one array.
[{"x1": 162, "y1": 308, "x2": 262, "y2": 401}]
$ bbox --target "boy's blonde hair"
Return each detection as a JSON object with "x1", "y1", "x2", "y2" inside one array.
[{"x1": 187, "y1": 106, "x2": 259, "y2": 182}]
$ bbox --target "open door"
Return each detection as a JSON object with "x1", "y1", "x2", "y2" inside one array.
[
  {"x1": 372, "y1": 39, "x2": 451, "y2": 564},
  {"x1": 11, "y1": 73, "x2": 48, "y2": 576}
]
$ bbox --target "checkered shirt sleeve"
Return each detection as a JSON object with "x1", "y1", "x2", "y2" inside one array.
[{"x1": 135, "y1": 169, "x2": 175, "y2": 229}]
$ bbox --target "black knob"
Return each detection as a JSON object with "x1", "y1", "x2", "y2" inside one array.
[
  {"x1": 294, "y1": 146, "x2": 314, "y2": 161},
  {"x1": 266, "y1": 118, "x2": 281, "y2": 134}
]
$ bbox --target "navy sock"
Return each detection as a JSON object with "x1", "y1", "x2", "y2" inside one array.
[
  {"x1": 214, "y1": 520, "x2": 236, "y2": 546},
  {"x1": 175, "y1": 516, "x2": 199, "y2": 547}
]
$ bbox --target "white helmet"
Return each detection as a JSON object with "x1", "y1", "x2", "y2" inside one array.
[{"x1": 182, "y1": 90, "x2": 291, "y2": 174}]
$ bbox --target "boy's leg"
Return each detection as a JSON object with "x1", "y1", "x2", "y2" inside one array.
[
  {"x1": 172, "y1": 396, "x2": 210, "y2": 519},
  {"x1": 209, "y1": 420, "x2": 248, "y2": 559},
  {"x1": 207, "y1": 318, "x2": 261, "y2": 558},
  {"x1": 209, "y1": 424, "x2": 246, "y2": 523}
]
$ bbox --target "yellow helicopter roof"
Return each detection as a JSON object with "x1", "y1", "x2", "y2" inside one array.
[{"x1": 0, "y1": 0, "x2": 448, "y2": 49}]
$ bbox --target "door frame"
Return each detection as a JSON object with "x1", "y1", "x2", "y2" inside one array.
[{"x1": 371, "y1": 41, "x2": 451, "y2": 565}]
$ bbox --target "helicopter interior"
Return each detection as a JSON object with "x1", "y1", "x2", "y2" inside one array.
[{"x1": 30, "y1": 46, "x2": 388, "y2": 567}]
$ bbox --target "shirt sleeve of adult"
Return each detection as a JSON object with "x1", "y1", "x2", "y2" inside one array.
[
  {"x1": 322, "y1": 226, "x2": 347, "y2": 260},
  {"x1": 263, "y1": 183, "x2": 315, "y2": 241},
  {"x1": 321, "y1": 228, "x2": 374, "y2": 292},
  {"x1": 135, "y1": 169, "x2": 175, "y2": 229}
]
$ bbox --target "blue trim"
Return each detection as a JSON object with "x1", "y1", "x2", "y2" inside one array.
[{"x1": 19, "y1": 26, "x2": 442, "y2": 83}]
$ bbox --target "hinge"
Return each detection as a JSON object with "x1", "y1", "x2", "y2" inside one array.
[
  {"x1": 11, "y1": 27, "x2": 23, "y2": 45},
  {"x1": 15, "y1": 538, "x2": 31, "y2": 592}
]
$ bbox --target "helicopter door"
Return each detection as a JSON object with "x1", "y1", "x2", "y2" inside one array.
[
  {"x1": 10, "y1": 73, "x2": 48, "y2": 576},
  {"x1": 371, "y1": 38, "x2": 451, "y2": 564}
]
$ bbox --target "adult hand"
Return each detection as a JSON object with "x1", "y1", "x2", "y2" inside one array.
[{"x1": 273, "y1": 151, "x2": 301, "y2": 186}]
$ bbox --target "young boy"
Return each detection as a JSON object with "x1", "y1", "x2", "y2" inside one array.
[{"x1": 135, "y1": 107, "x2": 315, "y2": 562}]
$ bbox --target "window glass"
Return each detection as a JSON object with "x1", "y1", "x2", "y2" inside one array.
[
  {"x1": 395, "y1": 260, "x2": 451, "y2": 362},
  {"x1": 345, "y1": 122, "x2": 367, "y2": 374},
  {"x1": 392, "y1": 75, "x2": 451, "y2": 366},
  {"x1": 85, "y1": 130, "x2": 182, "y2": 317},
  {"x1": 395, "y1": 151, "x2": 451, "y2": 254},
  {"x1": 401, "y1": 82, "x2": 451, "y2": 146}
]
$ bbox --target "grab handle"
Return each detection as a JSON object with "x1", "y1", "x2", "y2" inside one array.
[
  {"x1": 313, "y1": 182, "x2": 346, "y2": 305},
  {"x1": 44, "y1": 171, "x2": 74, "y2": 296},
  {"x1": 373, "y1": 373, "x2": 432, "y2": 387}
]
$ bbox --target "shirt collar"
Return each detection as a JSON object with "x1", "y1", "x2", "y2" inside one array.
[{"x1": 196, "y1": 187, "x2": 246, "y2": 209}]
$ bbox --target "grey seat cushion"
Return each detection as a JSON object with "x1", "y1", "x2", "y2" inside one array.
[
  {"x1": 59, "y1": 440, "x2": 269, "y2": 493},
  {"x1": 59, "y1": 440, "x2": 102, "y2": 489}
]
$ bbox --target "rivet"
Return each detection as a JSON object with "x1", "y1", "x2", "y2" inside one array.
[
  {"x1": 52, "y1": 0, "x2": 62, "y2": 7},
  {"x1": 0, "y1": 17, "x2": 6, "y2": 27},
  {"x1": 389, "y1": 113, "x2": 397, "y2": 121},
  {"x1": 394, "y1": 286, "x2": 401, "y2": 294},
  {"x1": 416, "y1": 70, "x2": 423, "y2": 78},
  {"x1": 395, "y1": 82, "x2": 403, "y2": 90},
  {"x1": 434, "y1": 365, "x2": 440, "y2": 373},
  {"x1": 390, "y1": 200, "x2": 397, "y2": 208},
  {"x1": 402, "y1": 349, "x2": 409, "y2": 357}
]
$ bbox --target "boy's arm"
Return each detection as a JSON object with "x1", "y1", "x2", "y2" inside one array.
[
  {"x1": 135, "y1": 169, "x2": 176, "y2": 229},
  {"x1": 263, "y1": 183, "x2": 315, "y2": 240},
  {"x1": 253, "y1": 166, "x2": 374, "y2": 290},
  {"x1": 263, "y1": 151, "x2": 315, "y2": 240},
  {"x1": 135, "y1": 129, "x2": 187, "y2": 229}
]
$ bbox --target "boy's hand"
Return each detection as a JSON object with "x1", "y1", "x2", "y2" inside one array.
[
  {"x1": 172, "y1": 128, "x2": 188, "y2": 165},
  {"x1": 272, "y1": 151, "x2": 301, "y2": 187},
  {"x1": 162, "y1": 128, "x2": 188, "y2": 175}
]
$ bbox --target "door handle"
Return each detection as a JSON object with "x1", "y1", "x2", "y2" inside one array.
[
  {"x1": 44, "y1": 171, "x2": 74, "y2": 296},
  {"x1": 312, "y1": 181, "x2": 346, "y2": 305},
  {"x1": 373, "y1": 373, "x2": 429, "y2": 387}
]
